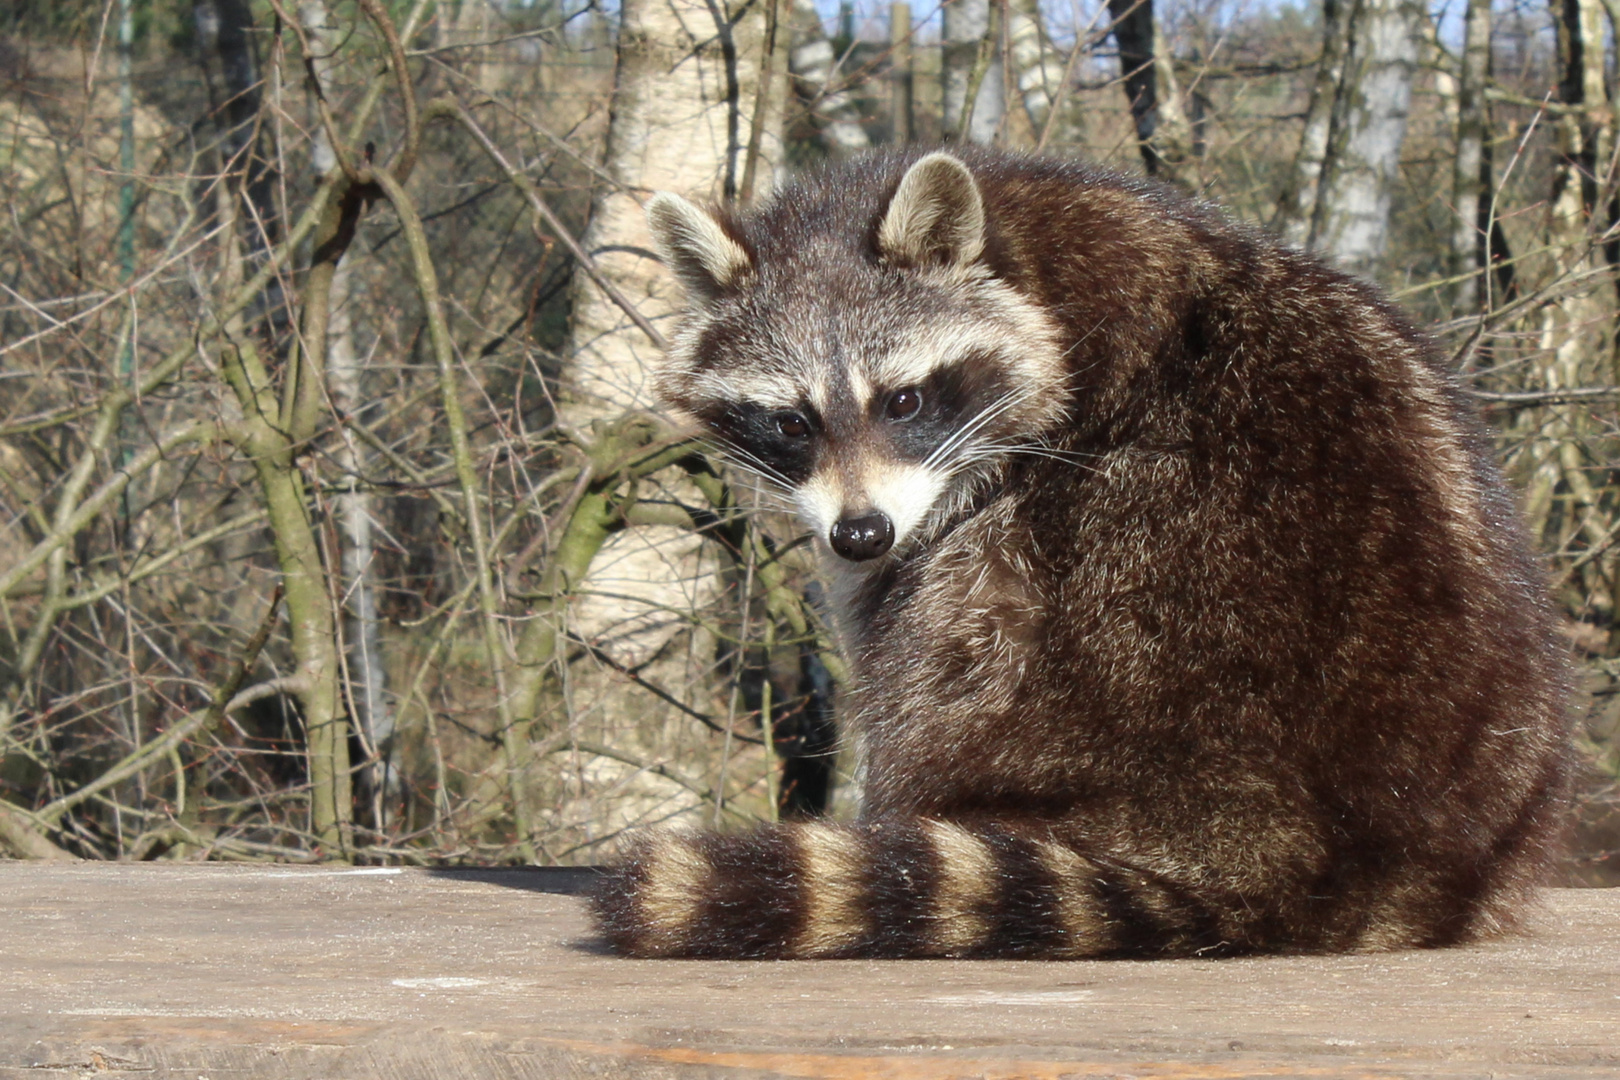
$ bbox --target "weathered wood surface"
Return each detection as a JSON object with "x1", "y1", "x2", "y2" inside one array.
[{"x1": 0, "y1": 864, "x2": 1614, "y2": 1079}]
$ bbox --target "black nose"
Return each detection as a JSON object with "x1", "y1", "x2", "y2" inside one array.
[{"x1": 829, "y1": 512, "x2": 895, "y2": 562}]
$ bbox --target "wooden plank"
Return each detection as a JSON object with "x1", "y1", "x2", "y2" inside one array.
[{"x1": 0, "y1": 864, "x2": 1614, "y2": 1078}]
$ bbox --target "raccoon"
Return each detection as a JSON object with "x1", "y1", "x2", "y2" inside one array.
[{"x1": 590, "y1": 148, "x2": 1572, "y2": 959}]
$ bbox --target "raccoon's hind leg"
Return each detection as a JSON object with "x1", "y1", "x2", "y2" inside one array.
[{"x1": 590, "y1": 819, "x2": 1232, "y2": 959}]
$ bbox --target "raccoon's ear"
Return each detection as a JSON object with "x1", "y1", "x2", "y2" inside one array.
[
  {"x1": 876, "y1": 152, "x2": 986, "y2": 270},
  {"x1": 646, "y1": 192, "x2": 754, "y2": 302}
]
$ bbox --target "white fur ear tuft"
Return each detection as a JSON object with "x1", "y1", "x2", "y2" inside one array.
[
  {"x1": 646, "y1": 192, "x2": 754, "y2": 302},
  {"x1": 876, "y1": 153, "x2": 986, "y2": 270}
]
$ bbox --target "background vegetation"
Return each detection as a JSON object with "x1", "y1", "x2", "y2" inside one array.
[{"x1": 0, "y1": 0, "x2": 1614, "y2": 882}]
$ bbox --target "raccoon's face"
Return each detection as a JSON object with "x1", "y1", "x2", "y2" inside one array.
[{"x1": 648, "y1": 153, "x2": 1069, "y2": 565}]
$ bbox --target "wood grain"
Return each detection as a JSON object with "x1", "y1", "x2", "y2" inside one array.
[{"x1": 0, "y1": 864, "x2": 1613, "y2": 1078}]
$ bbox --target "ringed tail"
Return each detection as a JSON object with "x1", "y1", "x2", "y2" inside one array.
[{"x1": 589, "y1": 819, "x2": 1229, "y2": 959}]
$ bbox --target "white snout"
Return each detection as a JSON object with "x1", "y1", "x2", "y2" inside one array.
[{"x1": 793, "y1": 463, "x2": 949, "y2": 556}]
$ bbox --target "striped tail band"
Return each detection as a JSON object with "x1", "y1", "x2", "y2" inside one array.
[{"x1": 590, "y1": 818, "x2": 1217, "y2": 959}]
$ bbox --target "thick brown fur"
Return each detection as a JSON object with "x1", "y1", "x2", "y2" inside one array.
[{"x1": 591, "y1": 147, "x2": 1572, "y2": 959}]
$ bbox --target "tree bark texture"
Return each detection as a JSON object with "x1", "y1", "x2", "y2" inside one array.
[
  {"x1": 553, "y1": 0, "x2": 790, "y2": 840},
  {"x1": 221, "y1": 333, "x2": 351, "y2": 855},
  {"x1": 942, "y1": 0, "x2": 1005, "y2": 145},
  {"x1": 1107, "y1": 0, "x2": 1192, "y2": 182},
  {"x1": 789, "y1": 0, "x2": 871, "y2": 154},
  {"x1": 1450, "y1": 0, "x2": 1490, "y2": 311},
  {"x1": 567, "y1": 0, "x2": 784, "y2": 417},
  {"x1": 890, "y1": 2, "x2": 913, "y2": 143},
  {"x1": 1276, "y1": 0, "x2": 1354, "y2": 246},
  {"x1": 297, "y1": 0, "x2": 394, "y2": 823},
  {"x1": 1007, "y1": 0, "x2": 1080, "y2": 147},
  {"x1": 1518, "y1": 0, "x2": 1615, "y2": 616},
  {"x1": 1308, "y1": 0, "x2": 1423, "y2": 275}
]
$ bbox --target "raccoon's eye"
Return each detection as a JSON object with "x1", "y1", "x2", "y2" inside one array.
[
  {"x1": 775, "y1": 412, "x2": 811, "y2": 438},
  {"x1": 885, "y1": 388, "x2": 922, "y2": 421}
]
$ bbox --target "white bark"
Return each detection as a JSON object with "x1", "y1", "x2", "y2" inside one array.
[
  {"x1": 442, "y1": 0, "x2": 506, "y2": 96},
  {"x1": 1311, "y1": 0, "x2": 1423, "y2": 275},
  {"x1": 302, "y1": 0, "x2": 337, "y2": 176},
  {"x1": 567, "y1": 0, "x2": 784, "y2": 416},
  {"x1": 302, "y1": 0, "x2": 394, "y2": 811},
  {"x1": 1149, "y1": 12, "x2": 1194, "y2": 175},
  {"x1": 558, "y1": 0, "x2": 789, "y2": 835},
  {"x1": 1519, "y1": 0, "x2": 1613, "y2": 571},
  {"x1": 1450, "y1": 0, "x2": 1490, "y2": 311},
  {"x1": 328, "y1": 272, "x2": 394, "y2": 810},
  {"x1": 789, "y1": 0, "x2": 870, "y2": 154},
  {"x1": 1276, "y1": 0, "x2": 1354, "y2": 246},
  {"x1": 1007, "y1": 0, "x2": 1078, "y2": 144},
  {"x1": 1106, "y1": 0, "x2": 1191, "y2": 181},
  {"x1": 942, "y1": 0, "x2": 1005, "y2": 145}
]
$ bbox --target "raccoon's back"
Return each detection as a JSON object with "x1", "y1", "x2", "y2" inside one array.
[{"x1": 856, "y1": 187, "x2": 1569, "y2": 907}]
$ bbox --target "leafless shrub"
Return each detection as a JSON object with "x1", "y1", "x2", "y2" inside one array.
[{"x1": 0, "y1": 0, "x2": 1614, "y2": 881}]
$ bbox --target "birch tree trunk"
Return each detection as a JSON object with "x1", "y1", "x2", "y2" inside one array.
[
  {"x1": 1450, "y1": 0, "x2": 1491, "y2": 312},
  {"x1": 1309, "y1": 0, "x2": 1423, "y2": 275},
  {"x1": 789, "y1": 0, "x2": 870, "y2": 154},
  {"x1": 300, "y1": 0, "x2": 394, "y2": 822},
  {"x1": 1150, "y1": 16, "x2": 1194, "y2": 177},
  {"x1": 566, "y1": 0, "x2": 784, "y2": 415},
  {"x1": 1275, "y1": 0, "x2": 1354, "y2": 244},
  {"x1": 1007, "y1": 0, "x2": 1081, "y2": 147},
  {"x1": 942, "y1": 0, "x2": 1006, "y2": 145},
  {"x1": 1521, "y1": 0, "x2": 1615, "y2": 581},
  {"x1": 539, "y1": 0, "x2": 789, "y2": 846}
]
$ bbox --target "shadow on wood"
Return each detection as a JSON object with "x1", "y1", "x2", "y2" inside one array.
[{"x1": 0, "y1": 864, "x2": 1615, "y2": 1078}]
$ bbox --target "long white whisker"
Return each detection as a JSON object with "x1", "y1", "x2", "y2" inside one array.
[
  {"x1": 924, "y1": 394, "x2": 1020, "y2": 470},
  {"x1": 924, "y1": 388, "x2": 1037, "y2": 471},
  {"x1": 708, "y1": 439, "x2": 796, "y2": 490},
  {"x1": 972, "y1": 438, "x2": 1102, "y2": 465},
  {"x1": 965, "y1": 443, "x2": 1104, "y2": 474},
  {"x1": 724, "y1": 479, "x2": 796, "y2": 512}
]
